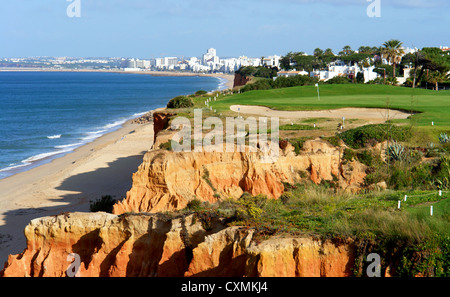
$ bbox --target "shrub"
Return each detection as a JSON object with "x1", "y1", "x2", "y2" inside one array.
[
  {"x1": 357, "y1": 150, "x2": 375, "y2": 167},
  {"x1": 167, "y1": 96, "x2": 194, "y2": 109},
  {"x1": 439, "y1": 133, "x2": 449, "y2": 144},
  {"x1": 90, "y1": 195, "x2": 116, "y2": 213},
  {"x1": 280, "y1": 192, "x2": 293, "y2": 205},
  {"x1": 186, "y1": 199, "x2": 203, "y2": 211},
  {"x1": 339, "y1": 124, "x2": 411, "y2": 149},
  {"x1": 159, "y1": 140, "x2": 172, "y2": 151},
  {"x1": 342, "y1": 148, "x2": 356, "y2": 163},
  {"x1": 325, "y1": 76, "x2": 352, "y2": 84},
  {"x1": 195, "y1": 90, "x2": 208, "y2": 96},
  {"x1": 387, "y1": 141, "x2": 406, "y2": 162}
]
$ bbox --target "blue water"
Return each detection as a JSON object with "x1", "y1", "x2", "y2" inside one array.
[{"x1": 0, "y1": 71, "x2": 225, "y2": 179}]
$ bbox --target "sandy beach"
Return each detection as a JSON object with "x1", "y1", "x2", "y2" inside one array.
[{"x1": 0, "y1": 115, "x2": 158, "y2": 264}]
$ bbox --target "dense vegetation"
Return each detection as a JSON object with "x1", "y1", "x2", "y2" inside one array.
[
  {"x1": 237, "y1": 42, "x2": 449, "y2": 92},
  {"x1": 174, "y1": 185, "x2": 449, "y2": 276},
  {"x1": 167, "y1": 95, "x2": 194, "y2": 109}
]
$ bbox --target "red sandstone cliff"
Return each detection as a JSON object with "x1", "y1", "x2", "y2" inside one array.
[
  {"x1": 112, "y1": 138, "x2": 367, "y2": 214},
  {"x1": 1, "y1": 212, "x2": 357, "y2": 277}
]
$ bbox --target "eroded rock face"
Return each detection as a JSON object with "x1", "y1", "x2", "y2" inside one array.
[
  {"x1": 0, "y1": 212, "x2": 225, "y2": 277},
  {"x1": 113, "y1": 139, "x2": 367, "y2": 214},
  {"x1": 1, "y1": 212, "x2": 356, "y2": 277}
]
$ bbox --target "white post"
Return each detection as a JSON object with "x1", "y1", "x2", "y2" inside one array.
[
  {"x1": 439, "y1": 190, "x2": 442, "y2": 196},
  {"x1": 398, "y1": 200, "x2": 401, "y2": 209},
  {"x1": 316, "y1": 83, "x2": 320, "y2": 101},
  {"x1": 430, "y1": 205, "x2": 433, "y2": 216},
  {"x1": 404, "y1": 195, "x2": 407, "y2": 202}
]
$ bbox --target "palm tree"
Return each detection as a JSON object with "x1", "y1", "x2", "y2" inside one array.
[
  {"x1": 324, "y1": 48, "x2": 334, "y2": 56},
  {"x1": 313, "y1": 48, "x2": 324, "y2": 57},
  {"x1": 341, "y1": 45, "x2": 353, "y2": 56},
  {"x1": 427, "y1": 70, "x2": 449, "y2": 91},
  {"x1": 381, "y1": 39, "x2": 405, "y2": 78}
]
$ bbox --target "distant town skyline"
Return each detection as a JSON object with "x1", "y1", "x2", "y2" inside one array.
[{"x1": 1, "y1": 0, "x2": 449, "y2": 58}]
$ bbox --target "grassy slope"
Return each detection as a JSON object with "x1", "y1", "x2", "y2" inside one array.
[{"x1": 212, "y1": 84, "x2": 450, "y2": 127}]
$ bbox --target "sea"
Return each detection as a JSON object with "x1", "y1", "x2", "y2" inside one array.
[{"x1": 0, "y1": 71, "x2": 227, "y2": 180}]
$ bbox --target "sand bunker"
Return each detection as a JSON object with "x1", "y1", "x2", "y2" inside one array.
[{"x1": 230, "y1": 105, "x2": 412, "y2": 123}]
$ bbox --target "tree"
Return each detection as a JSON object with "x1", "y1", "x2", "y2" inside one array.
[
  {"x1": 427, "y1": 70, "x2": 449, "y2": 91},
  {"x1": 358, "y1": 46, "x2": 372, "y2": 54},
  {"x1": 356, "y1": 72, "x2": 365, "y2": 84},
  {"x1": 324, "y1": 48, "x2": 334, "y2": 56},
  {"x1": 339, "y1": 45, "x2": 354, "y2": 56},
  {"x1": 381, "y1": 39, "x2": 405, "y2": 78},
  {"x1": 415, "y1": 47, "x2": 450, "y2": 87},
  {"x1": 314, "y1": 48, "x2": 324, "y2": 57}
]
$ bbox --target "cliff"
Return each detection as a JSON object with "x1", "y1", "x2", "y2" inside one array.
[
  {"x1": 1, "y1": 212, "x2": 356, "y2": 277},
  {"x1": 112, "y1": 139, "x2": 367, "y2": 214},
  {"x1": 233, "y1": 73, "x2": 251, "y2": 88}
]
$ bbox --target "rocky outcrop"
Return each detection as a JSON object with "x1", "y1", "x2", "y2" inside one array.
[
  {"x1": 1, "y1": 212, "x2": 356, "y2": 277},
  {"x1": 152, "y1": 111, "x2": 174, "y2": 144},
  {"x1": 112, "y1": 139, "x2": 367, "y2": 214},
  {"x1": 233, "y1": 73, "x2": 251, "y2": 88}
]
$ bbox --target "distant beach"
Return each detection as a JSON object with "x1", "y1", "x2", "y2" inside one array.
[{"x1": 0, "y1": 67, "x2": 235, "y2": 90}]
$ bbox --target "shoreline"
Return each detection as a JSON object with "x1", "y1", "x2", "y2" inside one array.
[
  {"x1": 0, "y1": 72, "x2": 233, "y2": 264},
  {"x1": 0, "y1": 68, "x2": 235, "y2": 90},
  {"x1": 0, "y1": 113, "x2": 158, "y2": 264}
]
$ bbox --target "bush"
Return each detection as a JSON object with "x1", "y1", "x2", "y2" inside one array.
[
  {"x1": 325, "y1": 76, "x2": 352, "y2": 84},
  {"x1": 90, "y1": 195, "x2": 116, "y2": 213},
  {"x1": 357, "y1": 150, "x2": 375, "y2": 167},
  {"x1": 280, "y1": 192, "x2": 293, "y2": 205},
  {"x1": 339, "y1": 124, "x2": 411, "y2": 149},
  {"x1": 186, "y1": 199, "x2": 203, "y2": 211},
  {"x1": 342, "y1": 148, "x2": 356, "y2": 163},
  {"x1": 167, "y1": 96, "x2": 194, "y2": 109},
  {"x1": 240, "y1": 75, "x2": 318, "y2": 93},
  {"x1": 195, "y1": 90, "x2": 208, "y2": 96}
]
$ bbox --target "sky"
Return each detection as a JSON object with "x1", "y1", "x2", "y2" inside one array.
[{"x1": 1, "y1": 0, "x2": 449, "y2": 59}]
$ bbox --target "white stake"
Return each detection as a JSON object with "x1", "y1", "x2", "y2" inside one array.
[
  {"x1": 398, "y1": 200, "x2": 401, "y2": 209},
  {"x1": 404, "y1": 195, "x2": 407, "y2": 202},
  {"x1": 430, "y1": 205, "x2": 433, "y2": 216},
  {"x1": 439, "y1": 190, "x2": 442, "y2": 196}
]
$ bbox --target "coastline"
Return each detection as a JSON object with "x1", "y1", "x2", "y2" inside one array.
[
  {"x1": 0, "y1": 114, "x2": 157, "y2": 264},
  {"x1": 0, "y1": 68, "x2": 235, "y2": 90},
  {"x1": 0, "y1": 72, "x2": 233, "y2": 265}
]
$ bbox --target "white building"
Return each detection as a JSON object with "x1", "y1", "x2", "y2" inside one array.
[
  {"x1": 202, "y1": 48, "x2": 220, "y2": 65},
  {"x1": 277, "y1": 70, "x2": 309, "y2": 78},
  {"x1": 262, "y1": 55, "x2": 281, "y2": 68},
  {"x1": 310, "y1": 60, "x2": 379, "y2": 83}
]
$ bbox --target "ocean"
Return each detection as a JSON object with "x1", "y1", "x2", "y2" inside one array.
[{"x1": 0, "y1": 71, "x2": 225, "y2": 179}]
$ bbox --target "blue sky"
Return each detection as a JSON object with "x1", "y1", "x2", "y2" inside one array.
[{"x1": 1, "y1": 0, "x2": 449, "y2": 58}]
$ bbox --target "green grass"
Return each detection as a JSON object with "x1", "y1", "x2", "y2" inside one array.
[{"x1": 212, "y1": 84, "x2": 450, "y2": 127}]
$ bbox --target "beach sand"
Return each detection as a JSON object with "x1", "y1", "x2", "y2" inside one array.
[{"x1": 0, "y1": 115, "x2": 156, "y2": 265}]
